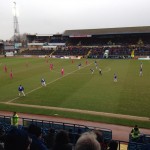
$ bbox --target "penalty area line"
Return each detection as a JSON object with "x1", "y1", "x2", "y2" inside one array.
[{"x1": 6, "y1": 62, "x2": 93, "y2": 103}]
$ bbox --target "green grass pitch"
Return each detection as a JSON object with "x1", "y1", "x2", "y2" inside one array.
[{"x1": 0, "y1": 57, "x2": 150, "y2": 127}]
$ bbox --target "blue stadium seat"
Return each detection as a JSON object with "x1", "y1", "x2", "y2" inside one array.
[
  {"x1": 99, "y1": 129, "x2": 112, "y2": 142},
  {"x1": 87, "y1": 125, "x2": 112, "y2": 141},
  {"x1": 128, "y1": 142, "x2": 146, "y2": 150},
  {"x1": 144, "y1": 134, "x2": 150, "y2": 144},
  {"x1": 74, "y1": 125, "x2": 88, "y2": 134},
  {"x1": 52, "y1": 122, "x2": 64, "y2": 130},
  {"x1": 63, "y1": 123, "x2": 75, "y2": 132},
  {"x1": 145, "y1": 143, "x2": 150, "y2": 150},
  {"x1": 0, "y1": 115, "x2": 11, "y2": 125}
]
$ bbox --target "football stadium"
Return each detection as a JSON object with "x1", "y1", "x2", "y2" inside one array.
[{"x1": 0, "y1": 26, "x2": 150, "y2": 149}]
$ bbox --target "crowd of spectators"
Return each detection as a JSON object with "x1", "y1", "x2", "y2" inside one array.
[
  {"x1": 1, "y1": 34, "x2": 150, "y2": 58},
  {"x1": 20, "y1": 49, "x2": 54, "y2": 55},
  {"x1": 0, "y1": 112, "x2": 149, "y2": 150},
  {"x1": 50, "y1": 36, "x2": 68, "y2": 43},
  {"x1": 53, "y1": 47, "x2": 89, "y2": 57},
  {"x1": 0, "y1": 124, "x2": 119, "y2": 150},
  {"x1": 18, "y1": 35, "x2": 150, "y2": 58},
  {"x1": 20, "y1": 45, "x2": 150, "y2": 59}
]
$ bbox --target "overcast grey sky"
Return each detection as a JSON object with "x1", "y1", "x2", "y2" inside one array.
[{"x1": 0, "y1": 0, "x2": 150, "y2": 40}]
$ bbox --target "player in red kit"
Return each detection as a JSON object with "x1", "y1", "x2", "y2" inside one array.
[
  {"x1": 4, "y1": 65, "x2": 7, "y2": 72},
  {"x1": 86, "y1": 60, "x2": 88, "y2": 65},
  {"x1": 50, "y1": 64, "x2": 52, "y2": 70},
  {"x1": 50, "y1": 63, "x2": 53, "y2": 70},
  {"x1": 10, "y1": 70, "x2": 13, "y2": 79},
  {"x1": 61, "y1": 68, "x2": 64, "y2": 76}
]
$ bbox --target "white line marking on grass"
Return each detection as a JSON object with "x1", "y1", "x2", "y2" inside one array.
[
  {"x1": 52, "y1": 67, "x2": 88, "y2": 74},
  {"x1": 52, "y1": 66, "x2": 111, "y2": 75},
  {"x1": 7, "y1": 62, "x2": 93, "y2": 103},
  {"x1": 6, "y1": 97, "x2": 20, "y2": 103}
]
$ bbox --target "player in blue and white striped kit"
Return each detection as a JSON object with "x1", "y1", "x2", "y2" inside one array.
[
  {"x1": 18, "y1": 85, "x2": 25, "y2": 96},
  {"x1": 41, "y1": 78, "x2": 46, "y2": 86},
  {"x1": 139, "y1": 62, "x2": 143, "y2": 77},
  {"x1": 114, "y1": 73, "x2": 117, "y2": 82},
  {"x1": 78, "y1": 63, "x2": 81, "y2": 69},
  {"x1": 90, "y1": 68, "x2": 94, "y2": 74},
  {"x1": 139, "y1": 67, "x2": 143, "y2": 77}
]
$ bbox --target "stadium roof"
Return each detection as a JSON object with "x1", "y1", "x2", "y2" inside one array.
[
  {"x1": 63, "y1": 26, "x2": 150, "y2": 37},
  {"x1": 26, "y1": 34, "x2": 63, "y2": 37}
]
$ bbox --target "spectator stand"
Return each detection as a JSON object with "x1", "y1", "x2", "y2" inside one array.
[
  {"x1": 87, "y1": 125, "x2": 112, "y2": 142},
  {"x1": 0, "y1": 115, "x2": 12, "y2": 133},
  {"x1": 127, "y1": 142, "x2": 150, "y2": 150},
  {"x1": 22, "y1": 117, "x2": 112, "y2": 145},
  {"x1": 128, "y1": 133, "x2": 150, "y2": 150},
  {"x1": 143, "y1": 134, "x2": 150, "y2": 144},
  {"x1": 0, "y1": 115, "x2": 150, "y2": 149}
]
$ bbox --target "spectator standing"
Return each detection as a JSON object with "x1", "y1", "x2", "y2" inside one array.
[
  {"x1": 43, "y1": 128, "x2": 55, "y2": 150},
  {"x1": 53, "y1": 130, "x2": 73, "y2": 150},
  {"x1": 93, "y1": 130, "x2": 107, "y2": 150},
  {"x1": 0, "y1": 125, "x2": 5, "y2": 150},
  {"x1": 28, "y1": 124, "x2": 48, "y2": 150},
  {"x1": 107, "y1": 140, "x2": 118, "y2": 150},
  {"x1": 11, "y1": 112, "x2": 19, "y2": 128},
  {"x1": 130, "y1": 125, "x2": 141, "y2": 142},
  {"x1": 75, "y1": 131, "x2": 101, "y2": 150},
  {"x1": 4, "y1": 128, "x2": 31, "y2": 150}
]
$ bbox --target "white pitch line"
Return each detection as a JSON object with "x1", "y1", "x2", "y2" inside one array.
[
  {"x1": 7, "y1": 62, "x2": 93, "y2": 103},
  {"x1": 52, "y1": 66, "x2": 111, "y2": 74}
]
